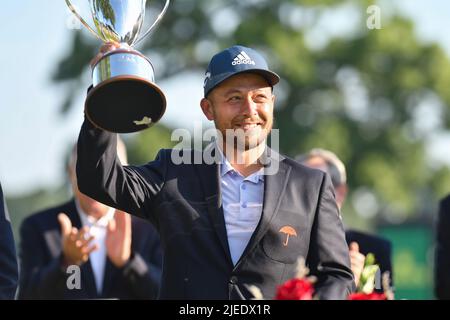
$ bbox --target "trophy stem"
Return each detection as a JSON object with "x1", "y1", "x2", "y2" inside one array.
[{"x1": 134, "y1": 0, "x2": 171, "y2": 46}]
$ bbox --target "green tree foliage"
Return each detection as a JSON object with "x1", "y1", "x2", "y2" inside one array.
[
  {"x1": 126, "y1": 124, "x2": 175, "y2": 165},
  {"x1": 53, "y1": 0, "x2": 450, "y2": 228}
]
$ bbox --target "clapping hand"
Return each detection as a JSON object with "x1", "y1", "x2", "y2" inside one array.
[
  {"x1": 58, "y1": 213, "x2": 98, "y2": 266},
  {"x1": 106, "y1": 210, "x2": 132, "y2": 268},
  {"x1": 349, "y1": 242, "x2": 366, "y2": 287}
]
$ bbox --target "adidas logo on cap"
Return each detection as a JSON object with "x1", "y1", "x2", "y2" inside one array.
[
  {"x1": 232, "y1": 51, "x2": 256, "y2": 66},
  {"x1": 204, "y1": 72, "x2": 211, "y2": 87}
]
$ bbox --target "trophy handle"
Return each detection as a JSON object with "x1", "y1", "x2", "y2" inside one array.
[
  {"x1": 134, "y1": 0, "x2": 171, "y2": 46},
  {"x1": 65, "y1": 0, "x2": 104, "y2": 42}
]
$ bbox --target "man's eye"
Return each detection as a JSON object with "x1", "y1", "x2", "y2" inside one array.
[
  {"x1": 254, "y1": 95, "x2": 268, "y2": 102},
  {"x1": 229, "y1": 96, "x2": 241, "y2": 102}
]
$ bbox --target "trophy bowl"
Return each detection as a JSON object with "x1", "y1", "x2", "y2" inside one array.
[{"x1": 66, "y1": 0, "x2": 170, "y2": 133}]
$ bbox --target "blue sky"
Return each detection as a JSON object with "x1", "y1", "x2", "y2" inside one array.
[{"x1": 1, "y1": 0, "x2": 450, "y2": 196}]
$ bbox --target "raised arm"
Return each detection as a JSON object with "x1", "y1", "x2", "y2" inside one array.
[{"x1": 76, "y1": 118, "x2": 167, "y2": 222}]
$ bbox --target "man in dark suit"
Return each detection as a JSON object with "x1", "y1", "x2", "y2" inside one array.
[
  {"x1": 19, "y1": 141, "x2": 162, "y2": 299},
  {"x1": 435, "y1": 194, "x2": 450, "y2": 299},
  {"x1": 0, "y1": 182, "x2": 18, "y2": 299},
  {"x1": 298, "y1": 148, "x2": 393, "y2": 290},
  {"x1": 76, "y1": 45, "x2": 354, "y2": 300}
]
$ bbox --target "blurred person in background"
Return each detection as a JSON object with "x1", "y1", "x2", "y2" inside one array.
[
  {"x1": 298, "y1": 148, "x2": 393, "y2": 290},
  {"x1": 18, "y1": 139, "x2": 162, "y2": 299},
  {"x1": 0, "y1": 181, "x2": 18, "y2": 299},
  {"x1": 435, "y1": 195, "x2": 450, "y2": 299}
]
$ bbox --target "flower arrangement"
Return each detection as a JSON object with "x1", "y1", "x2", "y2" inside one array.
[
  {"x1": 247, "y1": 255, "x2": 394, "y2": 300},
  {"x1": 348, "y1": 253, "x2": 394, "y2": 300},
  {"x1": 275, "y1": 258, "x2": 316, "y2": 300},
  {"x1": 247, "y1": 258, "x2": 316, "y2": 300}
]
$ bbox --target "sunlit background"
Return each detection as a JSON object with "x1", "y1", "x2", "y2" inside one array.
[{"x1": 2, "y1": 0, "x2": 450, "y2": 299}]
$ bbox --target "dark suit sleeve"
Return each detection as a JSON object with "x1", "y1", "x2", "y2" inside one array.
[
  {"x1": 18, "y1": 219, "x2": 69, "y2": 299},
  {"x1": 435, "y1": 196, "x2": 450, "y2": 299},
  {"x1": 121, "y1": 237, "x2": 162, "y2": 299},
  {"x1": 76, "y1": 118, "x2": 167, "y2": 224},
  {"x1": 0, "y1": 183, "x2": 18, "y2": 299},
  {"x1": 307, "y1": 173, "x2": 355, "y2": 300}
]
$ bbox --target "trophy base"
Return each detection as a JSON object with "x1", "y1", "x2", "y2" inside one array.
[{"x1": 85, "y1": 76, "x2": 166, "y2": 133}]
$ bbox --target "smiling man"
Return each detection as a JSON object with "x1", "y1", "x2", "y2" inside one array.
[{"x1": 76, "y1": 45, "x2": 354, "y2": 299}]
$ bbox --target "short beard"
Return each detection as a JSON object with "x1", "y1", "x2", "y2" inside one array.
[{"x1": 210, "y1": 101, "x2": 273, "y2": 151}]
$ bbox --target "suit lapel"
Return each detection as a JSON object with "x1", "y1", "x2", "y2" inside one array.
[
  {"x1": 194, "y1": 148, "x2": 233, "y2": 268},
  {"x1": 194, "y1": 145, "x2": 291, "y2": 270},
  {"x1": 44, "y1": 230, "x2": 62, "y2": 258},
  {"x1": 234, "y1": 152, "x2": 291, "y2": 269}
]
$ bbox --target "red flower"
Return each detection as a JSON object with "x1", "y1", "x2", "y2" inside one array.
[
  {"x1": 348, "y1": 292, "x2": 387, "y2": 300},
  {"x1": 275, "y1": 278, "x2": 314, "y2": 300}
]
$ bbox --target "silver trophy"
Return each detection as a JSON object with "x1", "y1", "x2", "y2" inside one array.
[{"x1": 66, "y1": 0, "x2": 170, "y2": 133}]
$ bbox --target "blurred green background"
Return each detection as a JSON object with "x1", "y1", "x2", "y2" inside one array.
[{"x1": 3, "y1": 0, "x2": 450, "y2": 299}]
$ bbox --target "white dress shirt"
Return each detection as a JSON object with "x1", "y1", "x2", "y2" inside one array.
[
  {"x1": 75, "y1": 200, "x2": 115, "y2": 294},
  {"x1": 218, "y1": 149, "x2": 265, "y2": 266}
]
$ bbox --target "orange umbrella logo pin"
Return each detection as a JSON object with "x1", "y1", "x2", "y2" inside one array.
[{"x1": 279, "y1": 226, "x2": 298, "y2": 246}]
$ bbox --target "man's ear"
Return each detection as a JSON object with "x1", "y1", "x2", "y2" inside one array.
[
  {"x1": 67, "y1": 165, "x2": 74, "y2": 180},
  {"x1": 200, "y1": 98, "x2": 215, "y2": 121}
]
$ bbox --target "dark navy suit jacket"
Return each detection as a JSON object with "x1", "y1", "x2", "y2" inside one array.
[
  {"x1": 76, "y1": 119, "x2": 354, "y2": 300},
  {"x1": 435, "y1": 195, "x2": 450, "y2": 299},
  {"x1": 0, "y1": 182, "x2": 18, "y2": 299}
]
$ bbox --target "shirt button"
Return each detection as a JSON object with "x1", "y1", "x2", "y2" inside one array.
[
  {"x1": 242, "y1": 203, "x2": 247, "y2": 208},
  {"x1": 241, "y1": 184, "x2": 246, "y2": 190}
]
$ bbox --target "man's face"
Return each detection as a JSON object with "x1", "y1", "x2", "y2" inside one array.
[
  {"x1": 303, "y1": 156, "x2": 347, "y2": 209},
  {"x1": 201, "y1": 73, "x2": 275, "y2": 150},
  {"x1": 69, "y1": 167, "x2": 109, "y2": 219}
]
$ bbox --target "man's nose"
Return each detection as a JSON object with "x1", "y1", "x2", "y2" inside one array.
[{"x1": 241, "y1": 96, "x2": 258, "y2": 116}]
